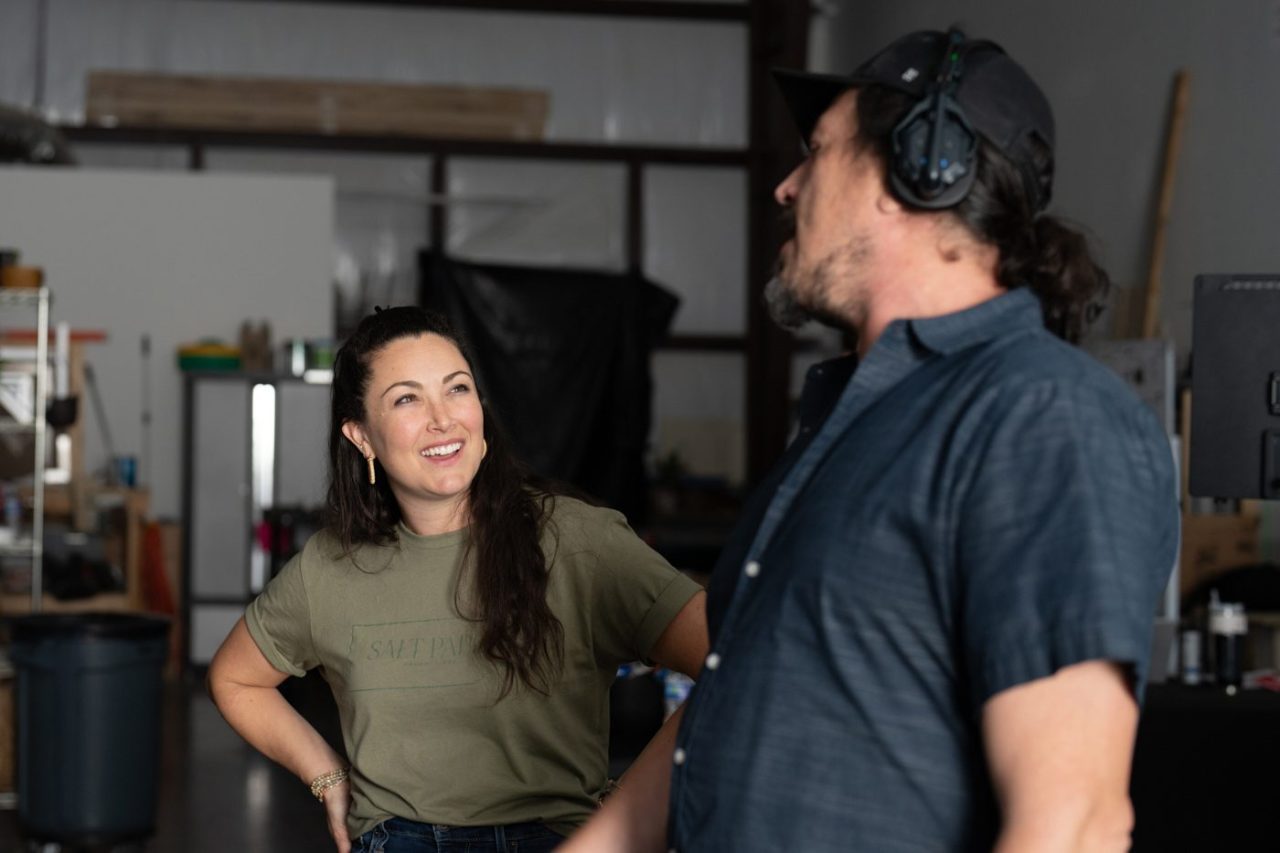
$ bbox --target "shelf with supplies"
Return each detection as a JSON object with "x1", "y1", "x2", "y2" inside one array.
[
  {"x1": 0, "y1": 484, "x2": 150, "y2": 616},
  {"x1": 0, "y1": 286, "x2": 49, "y2": 613},
  {"x1": 0, "y1": 294, "x2": 141, "y2": 615}
]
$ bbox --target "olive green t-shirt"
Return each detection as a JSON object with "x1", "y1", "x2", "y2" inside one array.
[{"x1": 245, "y1": 496, "x2": 700, "y2": 839}]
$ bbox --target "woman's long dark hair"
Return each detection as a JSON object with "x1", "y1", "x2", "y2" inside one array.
[
  {"x1": 854, "y1": 85, "x2": 1109, "y2": 342},
  {"x1": 327, "y1": 306, "x2": 563, "y2": 696}
]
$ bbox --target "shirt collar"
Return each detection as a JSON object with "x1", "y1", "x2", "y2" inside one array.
[{"x1": 905, "y1": 287, "x2": 1042, "y2": 356}]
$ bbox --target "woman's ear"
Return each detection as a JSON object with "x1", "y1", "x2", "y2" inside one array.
[{"x1": 341, "y1": 420, "x2": 369, "y2": 456}]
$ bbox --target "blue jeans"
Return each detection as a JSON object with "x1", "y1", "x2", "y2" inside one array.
[{"x1": 353, "y1": 818, "x2": 566, "y2": 852}]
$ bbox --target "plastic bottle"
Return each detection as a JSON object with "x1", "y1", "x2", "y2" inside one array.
[
  {"x1": 662, "y1": 669, "x2": 695, "y2": 720},
  {"x1": 5, "y1": 492, "x2": 21, "y2": 537},
  {"x1": 1210, "y1": 601, "x2": 1248, "y2": 689}
]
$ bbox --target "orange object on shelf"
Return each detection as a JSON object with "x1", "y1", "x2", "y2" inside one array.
[
  {"x1": 0, "y1": 329, "x2": 107, "y2": 344},
  {"x1": 0, "y1": 265, "x2": 42, "y2": 289}
]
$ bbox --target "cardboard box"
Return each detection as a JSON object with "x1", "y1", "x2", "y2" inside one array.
[
  {"x1": 86, "y1": 71, "x2": 549, "y2": 141},
  {"x1": 1180, "y1": 512, "x2": 1260, "y2": 597}
]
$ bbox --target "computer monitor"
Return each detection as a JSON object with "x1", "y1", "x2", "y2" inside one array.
[{"x1": 1189, "y1": 273, "x2": 1280, "y2": 499}]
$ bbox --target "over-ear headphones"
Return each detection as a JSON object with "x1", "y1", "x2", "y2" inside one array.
[{"x1": 889, "y1": 29, "x2": 979, "y2": 210}]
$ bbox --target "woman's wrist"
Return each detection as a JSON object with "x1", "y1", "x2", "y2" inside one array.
[{"x1": 308, "y1": 766, "x2": 350, "y2": 801}]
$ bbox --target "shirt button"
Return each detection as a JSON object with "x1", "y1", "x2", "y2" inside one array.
[
  {"x1": 744, "y1": 560, "x2": 761, "y2": 577},
  {"x1": 673, "y1": 747, "x2": 687, "y2": 765},
  {"x1": 704, "y1": 653, "x2": 721, "y2": 671}
]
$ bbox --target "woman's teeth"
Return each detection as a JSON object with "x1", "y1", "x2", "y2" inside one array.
[{"x1": 421, "y1": 442, "x2": 463, "y2": 458}]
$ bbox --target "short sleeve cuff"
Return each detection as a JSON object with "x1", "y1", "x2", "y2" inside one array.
[
  {"x1": 245, "y1": 600, "x2": 309, "y2": 678},
  {"x1": 977, "y1": 617, "x2": 1149, "y2": 709},
  {"x1": 634, "y1": 571, "x2": 703, "y2": 661}
]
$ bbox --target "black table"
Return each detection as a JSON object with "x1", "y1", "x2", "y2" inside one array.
[{"x1": 1131, "y1": 683, "x2": 1280, "y2": 851}]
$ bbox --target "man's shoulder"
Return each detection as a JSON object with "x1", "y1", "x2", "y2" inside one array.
[{"x1": 974, "y1": 328, "x2": 1148, "y2": 410}]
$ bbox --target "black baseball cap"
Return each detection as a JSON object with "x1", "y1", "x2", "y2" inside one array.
[{"x1": 772, "y1": 30, "x2": 1055, "y2": 210}]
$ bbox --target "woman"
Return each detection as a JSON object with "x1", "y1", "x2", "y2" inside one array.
[{"x1": 208, "y1": 306, "x2": 706, "y2": 852}]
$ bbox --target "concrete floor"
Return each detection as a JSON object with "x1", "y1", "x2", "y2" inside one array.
[
  {"x1": 0, "y1": 670, "x2": 660, "y2": 852},
  {"x1": 0, "y1": 673, "x2": 336, "y2": 852}
]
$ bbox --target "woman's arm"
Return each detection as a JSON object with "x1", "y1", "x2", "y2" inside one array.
[
  {"x1": 207, "y1": 617, "x2": 353, "y2": 852},
  {"x1": 560, "y1": 591, "x2": 708, "y2": 853}
]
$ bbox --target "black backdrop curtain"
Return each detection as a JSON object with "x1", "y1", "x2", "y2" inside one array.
[{"x1": 418, "y1": 251, "x2": 679, "y2": 524}]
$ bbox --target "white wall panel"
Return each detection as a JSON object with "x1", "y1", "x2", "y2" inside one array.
[
  {"x1": 651, "y1": 352, "x2": 744, "y2": 484},
  {"x1": 191, "y1": 381, "x2": 250, "y2": 598},
  {"x1": 645, "y1": 166, "x2": 746, "y2": 334},
  {"x1": 448, "y1": 158, "x2": 626, "y2": 270},
  {"x1": 0, "y1": 0, "x2": 37, "y2": 111},
  {"x1": 0, "y1": 166, "x2": 333, "y2": 518},
  {"x1": 30, "y1": 0, "x2": 746, "y2": 146}
]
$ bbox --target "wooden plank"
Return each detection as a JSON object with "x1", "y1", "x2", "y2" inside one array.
[
  {"x1": 1141, "y1": 70, "x2": 1190, "y2": 339},
  {"x1": 86, "y1": 71, "x2": 549, "y2": 141}
]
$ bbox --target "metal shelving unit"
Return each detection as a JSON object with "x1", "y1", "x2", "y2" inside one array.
[{"x1": 0, "y1": 287, "x2": 50, "y2": 613}]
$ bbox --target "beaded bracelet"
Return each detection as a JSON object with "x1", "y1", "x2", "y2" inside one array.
[{"x1": 309, "y1": 767, "x2": 350, "y2": 802}]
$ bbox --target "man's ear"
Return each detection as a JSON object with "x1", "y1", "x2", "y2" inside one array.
[{"x1": 341, "y1": 420, "x2": 369, "y2": 456}]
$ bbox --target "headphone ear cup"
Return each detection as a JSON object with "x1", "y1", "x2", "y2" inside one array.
[{"x1": 890, "y1": 93, "x2": 978, "y2": 210}]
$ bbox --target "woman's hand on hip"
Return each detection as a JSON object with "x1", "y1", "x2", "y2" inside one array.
[{"x1": 323, "y1": 780, "x2": 353, "y2": 853}]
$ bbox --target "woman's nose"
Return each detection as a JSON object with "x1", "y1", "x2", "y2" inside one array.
[{"x1": 425, "y1": 401, "x2": 453, "y2": 430}]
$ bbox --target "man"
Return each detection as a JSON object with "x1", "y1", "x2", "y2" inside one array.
[{"x1": 564, "y1": 29, "x2": 1178, "y2": 852}]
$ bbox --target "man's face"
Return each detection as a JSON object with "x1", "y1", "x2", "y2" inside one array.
[{"x1": 770, "y1": 89, "x2": 884, "y2": 330}]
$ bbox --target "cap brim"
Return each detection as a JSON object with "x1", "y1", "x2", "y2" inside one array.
[{"x1": 771, "y1": 68, "x2": 859, "y2": 142}]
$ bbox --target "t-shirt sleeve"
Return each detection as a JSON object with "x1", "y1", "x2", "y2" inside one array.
[
  {"x1": 244, "y1": 550, "x2": 319, "y2": 677},
  {"x1": 576, "y1": 506, "x2": 703, "y2": 666},
  {"x1": 957, "y1": 378, "x2": 1179, "y2": 710}
]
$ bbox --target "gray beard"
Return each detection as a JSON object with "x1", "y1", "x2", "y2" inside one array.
[
  {"x1": 766, "y1": 237, "x2": 872, "y2": 334},
  {"x1": 764, "y1": 274, "x2": 813, "y2": 330}
]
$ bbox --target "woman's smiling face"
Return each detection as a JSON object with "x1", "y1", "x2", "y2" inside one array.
[{"x1": 342, "y1": 333, "x2": 485, "y2": 532}]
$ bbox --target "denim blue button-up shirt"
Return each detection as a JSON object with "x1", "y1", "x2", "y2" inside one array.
[{"x1": 668, "y1": 288, "x2": 1179, "y2": 852}]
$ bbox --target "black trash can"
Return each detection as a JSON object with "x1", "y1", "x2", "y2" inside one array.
[{"x1": 8, "y1": 612, "x2": 170, "y2": 846}]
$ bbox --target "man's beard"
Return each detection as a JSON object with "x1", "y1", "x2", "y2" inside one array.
[
  {"x1": 766, "y1": 241, "x2": 871, "y2": 333},
  {"x1": 764, "y1": 270, "x2": 813, "y2": 330},
  {"x1": 766, "y1": 209, "x2": 815, "y2": 330},
  {"x1": 762, "y1": 247, "x2": 865, "y2": 330}
]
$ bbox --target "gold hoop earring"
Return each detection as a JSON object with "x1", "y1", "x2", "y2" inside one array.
[{"x1": 367, "y1": 456, "x2": 377, "y2": 485}]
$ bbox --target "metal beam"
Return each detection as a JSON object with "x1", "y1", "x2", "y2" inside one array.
[
  {"x1": 60, "y1": 124, "x2": 750, "y2": 167},
  {"x1": 190, "y1": 0, "x2": 750, "y2": 22}
]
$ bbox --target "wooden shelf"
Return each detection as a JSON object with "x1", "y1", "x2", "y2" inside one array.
[
  {"x1": 0, "y1": 592, "x2": 133, "y2": 616},
  {"x1": 0, "y1": 485, "x2": 149, "y2": 616},
  {"x1": 59, "y1": 124, "x2": 750, "y2": 166}
]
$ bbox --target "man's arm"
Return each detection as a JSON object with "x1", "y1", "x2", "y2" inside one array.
[
  {"x1": 983, "y1": 659, "x2": 1139, "y2": 853},
  {"x1": 559, "y1": 591, "x2": 708, "y2": 853}
]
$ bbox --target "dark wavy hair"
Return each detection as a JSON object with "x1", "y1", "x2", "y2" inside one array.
[
  {"x1": 853, "y1": 85, "x2": 1109, "y2": 342},
  {"x1": 327, "y1": 306, "x2": 563, "y2": 696}
]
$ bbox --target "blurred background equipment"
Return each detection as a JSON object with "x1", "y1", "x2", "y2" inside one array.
[{"x1": 0, "y1": 102, "x2": 74, "y2": 166}]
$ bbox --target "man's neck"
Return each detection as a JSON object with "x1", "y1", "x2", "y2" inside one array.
[{"x1": 854, "y1": 251, "x2": 1003, "y2": 357}]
